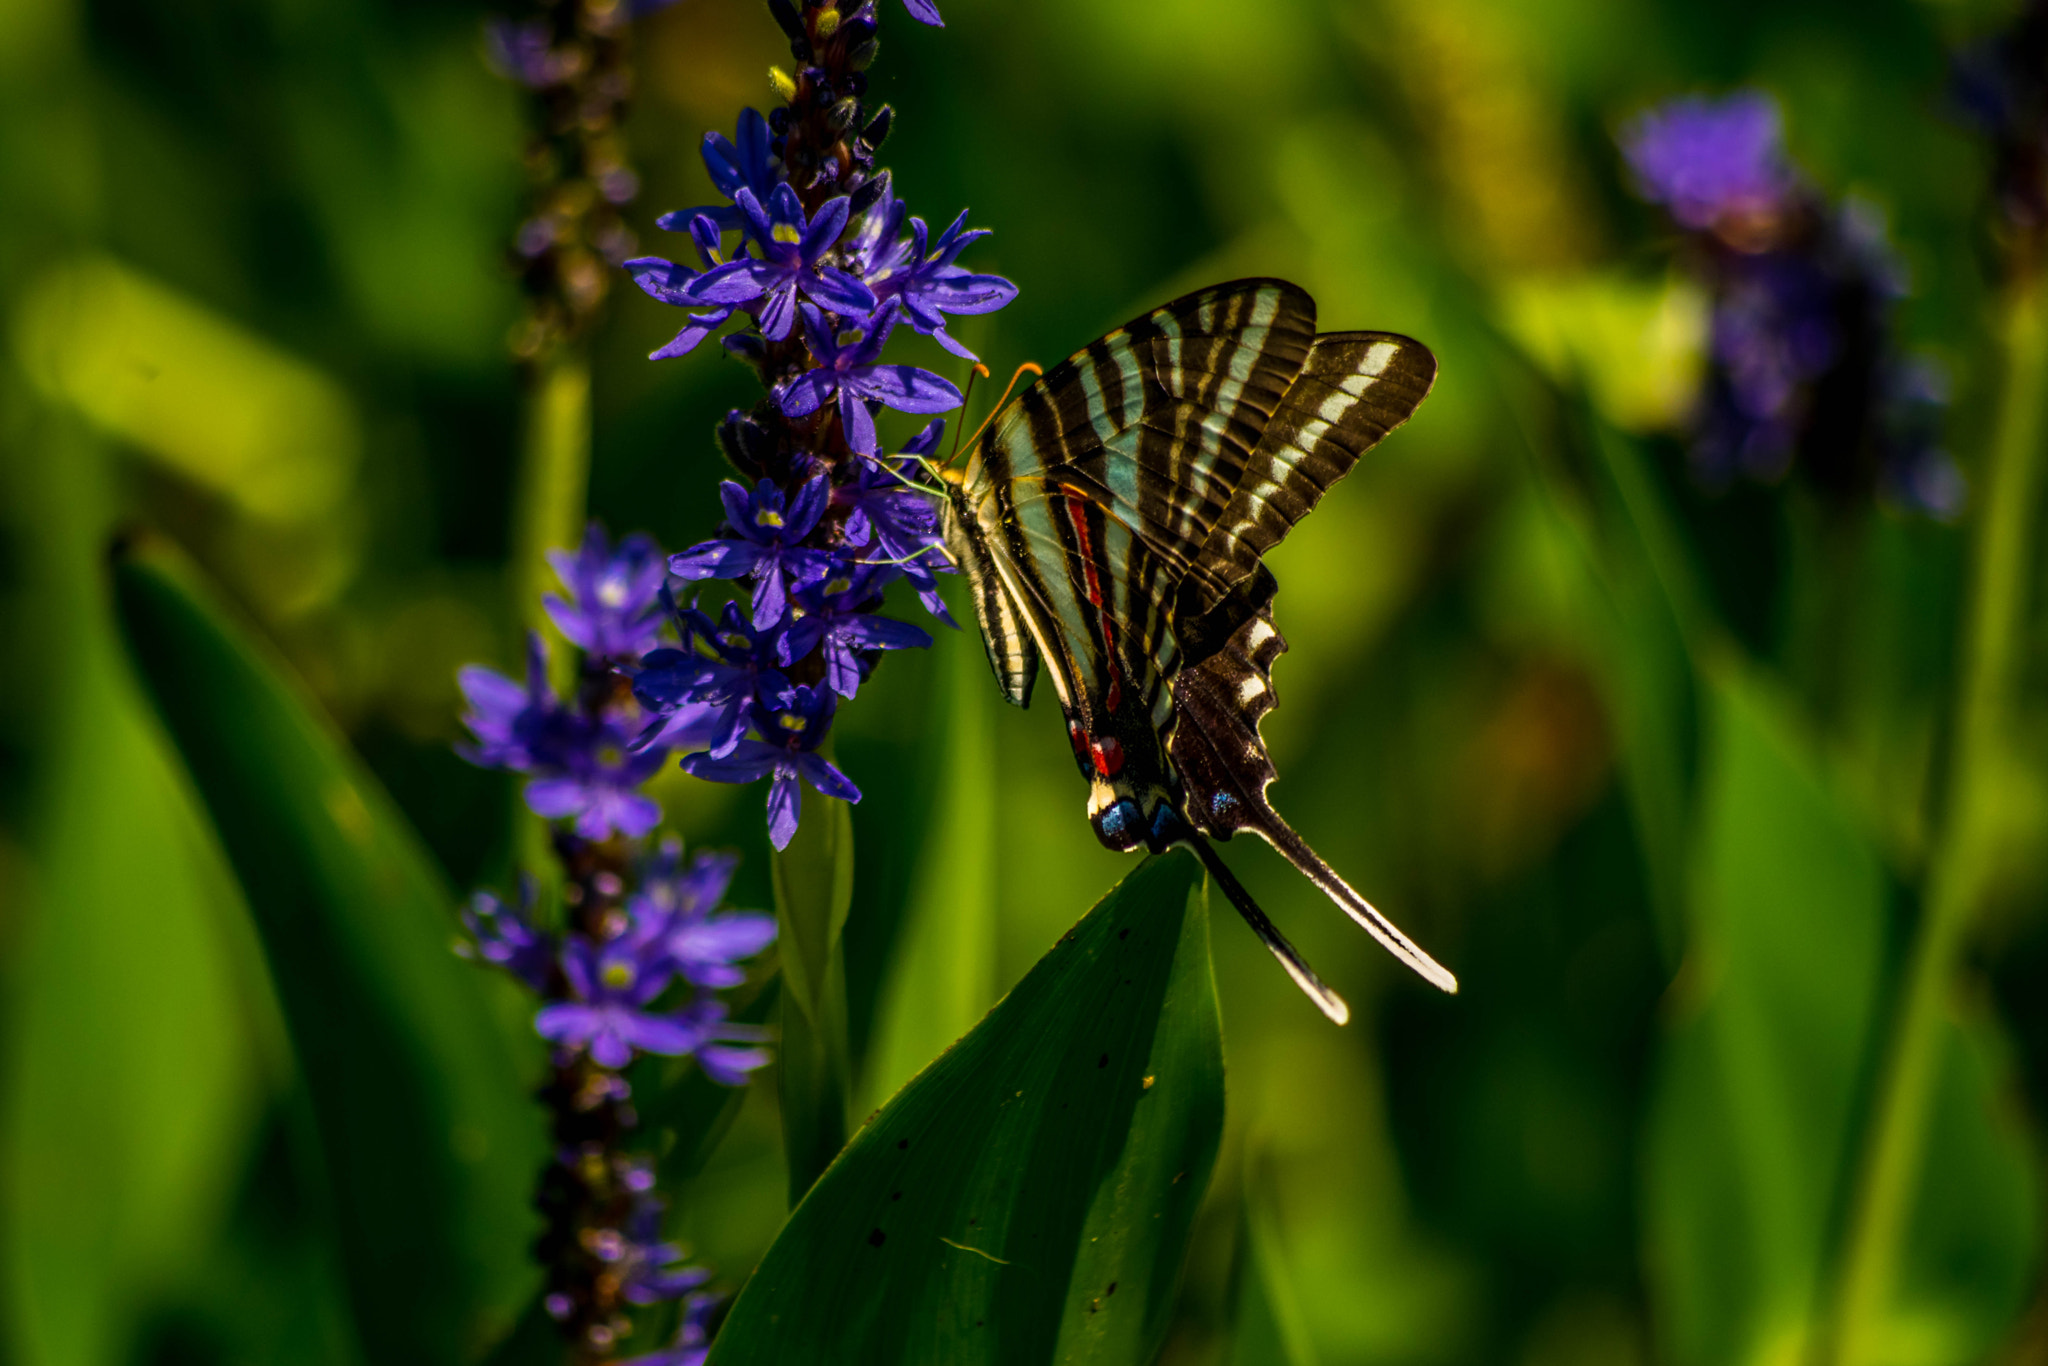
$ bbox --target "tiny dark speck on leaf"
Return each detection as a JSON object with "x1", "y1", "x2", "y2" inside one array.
[
  {"x1": 1107, "y1": 1281, "x2": 1117, "y2": 1295},
  {"x1": 1118, "y1": 928, "x2": 1129, "y2": 940},
  {"x1": 976, "y1": 1321, "x2": 985, "y2": 1329},
  {"x1": 891, "y1": 1190, "x2": 902, "y2": 1201},
  {"x1": 1088, "y1": 1298, "x2": 1100, "y2": 1314},
  {"x1": 897, "y1": 1139, "x2": 909, "y2": 1150},
  {"x1": 868, "y1": 1228, "x2": 887, "y2": 1247},
  {"x1": 1098, "y1": 1053, "x2": 1109, "y2": 1068}
]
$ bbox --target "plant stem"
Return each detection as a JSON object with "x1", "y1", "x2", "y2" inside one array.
[
  {"x1": 511, "y1": 350, "x2": 592, "y2": 878},
  {"x1": 515, "y1": 350, "x2": 593, "y2": 662},
  {"x1": 1826, "y1": 275, "x2": 2047, "y2": 1364}
]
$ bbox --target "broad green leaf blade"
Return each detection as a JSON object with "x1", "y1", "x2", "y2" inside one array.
[
  {"x1": 865, "y1": 625, "x2": 999, "y2": 1109},
  {"x1": 111, "y1": 543, "x2": 545, "y2": 1365},
  {"x1": 772, "y1": 782, "x2": 855, "y2": 1202},
  {"x1": 707, "y1": 850, "x2": 1223, "y2": 1366}
]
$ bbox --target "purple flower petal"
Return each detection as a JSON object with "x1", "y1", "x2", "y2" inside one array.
[
  {"x1": 800, "y1": 195, "x2": 853, "y2": 259},
  {"x1": 766, "y1": 766, "x2": 802, "y2": 850},
  {"x1": 680, "y1": 740, "x2": 785, "y2": 785},
  {"x1": 795, "y1": 751, "x2": 862, "y2": 804},
  {"x1": 775, "y1": 369, "x2": 835, "y2": 419},
  {"x1": 854, "y1": 364, "x2": 964, "y2": 414}
]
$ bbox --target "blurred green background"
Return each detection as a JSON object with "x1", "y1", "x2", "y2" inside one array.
[{"x1": 3, "y1": 0, "x2": 2046, "y2": 1363}]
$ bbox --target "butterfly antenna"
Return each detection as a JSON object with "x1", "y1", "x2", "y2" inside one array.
[
  {"x1": 948, "y1": 361, "x2": 1043, "y2": 469},
  {"x1": 1246, "y1": 812, "x2": 1458, "y2": 995},
  {"x1": 945, "y1": 362, "x2": 991, "y2": 468},
  {"x1": 1183, "y1": 833, "x2": 1351, "y2": 1025}
]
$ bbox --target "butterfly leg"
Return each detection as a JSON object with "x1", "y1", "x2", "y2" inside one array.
[{"x1": 1179, "y1": 827, "x2": 1351, "y2": 1026}]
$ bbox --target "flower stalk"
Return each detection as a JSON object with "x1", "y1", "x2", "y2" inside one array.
[
  {"x1": 1824, "y1": 269, "x2": 2047, "y2": 1366},
  {"x1": 457, "y1": 527, "x2": 780, "y2": 1366}
]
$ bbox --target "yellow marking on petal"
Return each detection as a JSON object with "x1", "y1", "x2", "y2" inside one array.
[
  {"x1": 824, "y1": 577, "x2": 852, "y2": 595},
  {"x1": 720, "y1": 631, "x2": 753, "y2": 650},
  {"x1": 755, "y1": 508, "x2": 785, "y2": 527},
  {"x1": 601, "y1": 961, "x2": 635, "y2": 990},
  {"x1": 778, "y1": 712, "x2": 807, "y2": 731},
  {"x1": 772, "y1": 222, "x2": 803, "y2": 245}
]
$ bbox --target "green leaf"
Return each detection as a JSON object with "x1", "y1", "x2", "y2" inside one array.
[
  {"x1": 707, "y1": 850, "x2": 1224, "y2": 1366},
  {"x1": 864, "y1": 625, "x2": 1000, "y2": 1109},
  {"x1": 772, "y1": 782, "x2": 856, "y2": 1203},
  {"x1": 111, "y1": 542, "x2": 545, "y2": 1366},
  {"x1": 1645, "y1": 672, "x2": 1886, "y2": 1366}
]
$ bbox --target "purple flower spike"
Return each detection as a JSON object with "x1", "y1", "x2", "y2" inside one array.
[
  {"x1": 686, "y1": 185, "x2": 876, "y2": 341},
  {"x1": 777, "y1": 303, "x2": 963, "y2": 453},
  {"x1": 659, "y1": 108, "x2": 783, "y2": 234},
  {"x1": 668, "y1": 477, "x2": 834, "y2": 629},
  {"x1": 544, "y1": 523, "x2": 670, "y2": 660},
  {"x1": 1620, "y1": 90, "x2": 1797, "y2": 233},
  {"x1": 680, "y1": 682, "x2": 860, "y2": 850}
]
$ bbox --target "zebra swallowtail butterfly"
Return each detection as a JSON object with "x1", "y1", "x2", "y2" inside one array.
[{"x1": 937, "y1": 278, "x2": 1456, "y2": 1023}]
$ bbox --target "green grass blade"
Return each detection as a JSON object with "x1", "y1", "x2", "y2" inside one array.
[
  {"x1": 1227, "y1": 1164, "x2": 1320, "y2": 1366},
  {"x1": 707, "y1": 849, "x2": 1223, "y2": 1366},
  {"x1": 772, "y1": 782, "x2": 856, "y2": 1202},
  {"x1": 111, "y1": 542, "x2": 545, "y2": 1365}
]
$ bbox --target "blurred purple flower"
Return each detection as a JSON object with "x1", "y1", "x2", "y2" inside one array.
[
  {"x1": 536, "y1": 931, "x2": 694, "y2": 1069},
  {"x1": 459, "y1": 879, "x2": 553, "y2": 991},
  {"x1": 618, "y1": 1293, "x2": 719, "y2": 1366},
  {"x1": 484, "y1": 18, "x2": 582, "y2": 89},
  {"x1": 1620, "y1": 90, "x2": 1797, "y2": 234},
  {"x1": 545, "y1": 523, "x2": 669, "y2": 660},
  {"x1": 457, "y1": 633, "x2": 555, "y2": 770}
]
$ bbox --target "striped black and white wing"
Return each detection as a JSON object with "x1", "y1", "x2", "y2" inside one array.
[{"x1": 941, "y1": 278, "x2": 1456, "y2": 1007}]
